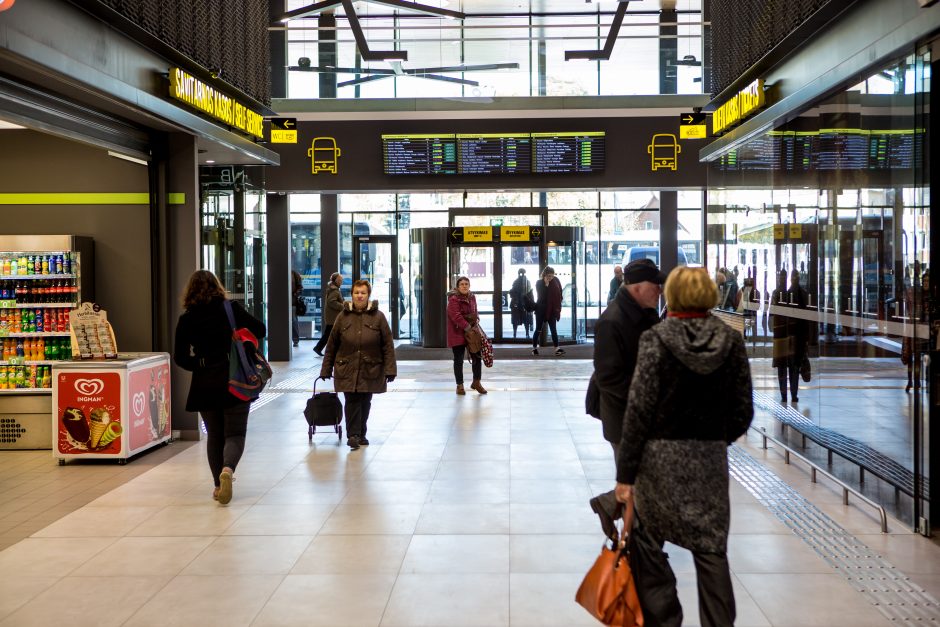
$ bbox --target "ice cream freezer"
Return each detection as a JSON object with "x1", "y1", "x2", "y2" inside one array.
[{"x1": 52, "y1": 353, "x2": 171, "y2": 464}]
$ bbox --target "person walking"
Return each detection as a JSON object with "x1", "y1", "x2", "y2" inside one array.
[
  {"x1": 174, "y1": 269, "x2": 266, "y2": 505},
  {"x1": 771, "y1": 269, "x2": 808, "y2": 402},
  {"x1": 614, "y1": 266, "x2": 753, "y2": 627},
  {"x1": 446, "y1": 276, "x2": 486, "y2": 395},
  {"x1": 319, "y1": 279, "x2": 396, "y2": 450},
  {"x1": 531, "y1": 266, "x2": 564, "y2": 356},
  {"x1": 314, "y1": 272, "x2": 344, "y2": 357},
  {"x1": 291, "y1": 269, "x2": 303, "y2": 347},
  {"x1": 607, "y1": 265, "x2": 624, "y2": 304},
  {"x1": 588, "y1": 258, "x2": 664, "y2": 539},
  {"x1": 509, "y1": 268, "x2": 533, "y2": 339}
]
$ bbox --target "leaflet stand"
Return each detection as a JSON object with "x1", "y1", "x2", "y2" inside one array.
[{"x1": 69, "y1": 302, "x2": 118, "y2": 359}]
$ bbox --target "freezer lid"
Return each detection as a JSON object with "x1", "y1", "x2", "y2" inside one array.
[{"x1": 51, "y1": 352, "x2": 170, "y2": 370}]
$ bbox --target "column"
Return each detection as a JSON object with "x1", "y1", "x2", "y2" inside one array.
[
  {"x1": 319, "y1": 12, "x2": 337, "y2": 98},
  {"x1": 659, "y1": 191, "x2": 679, "y2": 275},
  {"x1": 270, "y1": 0, "x2": 287, "y2": 98},
  {"x1": 320, "y1": 193, "x2": 339, "y2": 288},
  {"x1": 660, "y1": 7, "x2": 678, "y2": 95},
  {"x1": 267, "y1": 193, "x2": 292, "y2": 361}
]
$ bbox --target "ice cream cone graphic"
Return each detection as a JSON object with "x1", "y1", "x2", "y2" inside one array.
[
  {"x1": 97, "y1": 422, "x2": 123, "y2": 448},
  {"x1": 61, "y1": 407, "x2": 90, "y2": 446},
  {"x1": 88, "y1": 407, "x2": 111, "y2": 448}
]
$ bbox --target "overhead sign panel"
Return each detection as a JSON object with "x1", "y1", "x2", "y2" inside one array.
[
  {"x1": 448, "y1": 226, "x2": 542, "y2": 245},
  {"x1": 168, "y1": 67, "x2": 264, "y2": 139},
  {"x1": 271, "y1": 118, "x2": 298, "y2": 143},
  {"x1": 679, "y1": 112, "x2": 708, "y2": 139}
]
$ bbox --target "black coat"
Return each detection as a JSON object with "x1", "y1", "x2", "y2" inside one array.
[
  {"x1": 174, "y1": 297, "x2": 267, "y2": 412},
  {"x1": 593, "y1": 288, "x2": 660, "y2": 444},
  {"x1": 771, "y1": 285, "x2": 809, "y2": 367}
]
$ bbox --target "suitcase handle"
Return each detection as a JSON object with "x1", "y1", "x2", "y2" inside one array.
[{"x1": 313, "y1": 375, "x2": 327, "y2": 395}]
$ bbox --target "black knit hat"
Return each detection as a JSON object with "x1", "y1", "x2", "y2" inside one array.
[{"x1": 623, "y1": 259, "x2": 667, "y2": 285}]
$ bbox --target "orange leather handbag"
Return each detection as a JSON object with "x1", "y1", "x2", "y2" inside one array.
[{"x1": 575, "y1": 501, "x2": 644, "y2": 626}]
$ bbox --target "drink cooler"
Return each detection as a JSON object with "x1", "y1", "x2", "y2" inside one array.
[{"x1": 52, "y1": 353, "x2": 172, "y2": 464}]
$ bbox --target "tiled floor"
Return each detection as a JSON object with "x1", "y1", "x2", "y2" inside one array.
[{"x1": 0, "y1": 347, "x2": 938, "y2": 625}]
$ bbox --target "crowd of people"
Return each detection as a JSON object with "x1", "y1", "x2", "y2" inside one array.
[{"x1": 176, "y1": 261, "x2": 757, "y2": 625}]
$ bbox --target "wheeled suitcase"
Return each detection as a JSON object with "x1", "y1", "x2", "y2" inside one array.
[{"x1": 303, "y1": 377, "x2": 343, "y2": 442}]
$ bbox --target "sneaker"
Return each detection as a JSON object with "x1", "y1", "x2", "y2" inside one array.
[
  {"x1": 217, "y1": 469, "x2": 234, "y2": 505},
  {"x1": 589, "y1": 496, "x2": 619, "y2": 541},
  {"x1": 359, "y1": 437, "x2": 370, "y2": 446},
  {"x1": 531, "y1": 348, "x2": 539, "y2": 355},
  {"x1": 212, "y1": 487, "x2": 220, "y2": 501},
  {"x1": 554, "y1": 348, "x2": 566, "y2": 356},
  {"x1": 347, "y1": 435, "x2": 360, "y2": 450},
  {"x1": 292, "y1": 341, "x2": 300, "y2": 347}
]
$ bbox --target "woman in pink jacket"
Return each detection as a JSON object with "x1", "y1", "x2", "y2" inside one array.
[{"x1": 446, "y1": 276, "x2": 486, "y2": 395}]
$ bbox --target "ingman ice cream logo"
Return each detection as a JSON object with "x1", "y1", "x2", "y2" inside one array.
[
  {"x1": 132, "y1": 392, "x2": 146, "y2": 417},
  {"x1": 74, "y1": 378, "x2": 105, "y2": 401}
]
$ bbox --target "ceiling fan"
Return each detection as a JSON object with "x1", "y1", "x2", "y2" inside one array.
[{"x1": 289, "y1": 59, "x2": 520, "y2": 88}]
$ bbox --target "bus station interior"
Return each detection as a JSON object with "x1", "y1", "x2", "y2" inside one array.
[{"x1": 1, "y1": 0, "x2": 940, "y2": 624}]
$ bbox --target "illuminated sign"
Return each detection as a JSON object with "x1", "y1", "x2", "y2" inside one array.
[
  {"x1": 271, "y1": 118, "x2": 297, "y2": 144},
  {"x1": 168, "y1": 68, "x2": 264, "y2": 139},
  {"x1": 647, "y1": 134, "x2": 680, "y2": 171},
  {"x1": 679, "y1": 113, "x2": 708, "y2": 140},
  {"x1": 712, "y1": 79, "x2": 766, "y2": 136},
  {"x1": 463, "y1": 227, "x2": 493, "y2": 243},
  {"x1": 500, "y1": 226, "x2": 530, "y2": 242}
]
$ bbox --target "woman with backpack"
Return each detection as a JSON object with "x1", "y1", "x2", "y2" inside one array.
[
  {"x1": 174, "y1": 269, "x2": 266, "y2": 505},
  {"x1": 320, "y1": 280, "x2": 397, "y2": 450}
]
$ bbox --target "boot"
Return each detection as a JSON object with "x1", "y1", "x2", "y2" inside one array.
[
  {"x1": 471, "y1": 380, "x2": 487, "y2": 395},
  {"x1": 456, "y1": 384, "x2": 466, "y2": 395}
]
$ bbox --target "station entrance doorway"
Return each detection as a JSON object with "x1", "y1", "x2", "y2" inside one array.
[{"x1": 351, "y1": 234, "x2": 401, "y2": 337}]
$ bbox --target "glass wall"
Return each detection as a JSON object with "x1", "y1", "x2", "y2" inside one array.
[
  {"x1": 283, "y1": 0, "x2": 704, "y2": 98},
  {"x1": 705, "y1": 52, "x2": 931, "y2": 525}
]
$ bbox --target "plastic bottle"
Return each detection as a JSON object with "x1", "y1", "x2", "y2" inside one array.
[{"x1": 62, "y1": 253, "x2": 71, "y2": 275}]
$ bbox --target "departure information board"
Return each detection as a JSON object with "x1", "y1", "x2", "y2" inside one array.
[
  {"x1": 382, "y1": 134, "x2": 457, "y2": 175},
  {"x1": 456, "y1": 134, "x2": 532, "y2": 174},
  {"x1": 532, "y1": 132, "x2": 606, "y2": 173},
  {"x1": 382, "y1": 132, "x2": 605, "y2": 175}
]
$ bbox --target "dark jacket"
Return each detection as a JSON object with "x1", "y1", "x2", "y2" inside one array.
[
  {"x1": 323, "y1": 282, "x2": 344, "y2": 326},
  {"x1": 770, "y1": 285, "x2": 808, "y2": 367},
  {"x1": 320, "y1": 300, "x2": 396, "y2": 393},
  {"x1": 509, "y1": 276, "x2": 533, "y2": 327},
  {"x1": 174, "y1": 297, "x2": 267, "y2": 412},
  {"x1": 593, "y1": 288, "x2": 660, "y2": 444},
  {"x1": 607, "y1": 276, "x2": 622, "y2": 304},
  {"x1": 617, "y1": 315, "x2": 753, "y2": 553},
  {"x1": 535, "y1": 276, "x2": 563, "y2": 320},
  {"x1": 446, "y1": 290, "x2": 478, "y2": 348}
]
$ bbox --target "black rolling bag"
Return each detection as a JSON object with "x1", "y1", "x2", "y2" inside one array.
[{"x1": 304, "y1": 377, "x2": 343, "y2": 442}]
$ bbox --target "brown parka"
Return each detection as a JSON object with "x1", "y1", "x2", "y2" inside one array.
[{"x1": 320, "y1": 300, "x2": 397, "y2": 393}]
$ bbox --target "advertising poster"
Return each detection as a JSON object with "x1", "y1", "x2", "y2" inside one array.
[
  {"x1": 127, "y1": 361, "x2": 171, "y2": 451},
  {"x1": 56, "y1": 371, "x2": 122, "y2": 455}
]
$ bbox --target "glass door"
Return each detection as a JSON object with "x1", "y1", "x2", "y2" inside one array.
[
  {"x1": 500, "y1": 244, "x2": 539, "y2": 341},
  {"x1": 547, "y1": 241, "x2": 577, "y2": 342},
  {"x1": 452, "y1": 246, "x2": 495, "y2": 338},
  {"x1": 353, "y1": 235, "x2": 399, "y2": 336}
]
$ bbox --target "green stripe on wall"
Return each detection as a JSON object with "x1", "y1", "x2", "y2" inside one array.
[
  {"x1": 0, "y1": 193, "x2": 150, "y2": 204},
  {"x1": 0, "y1": 193, "x2": 187, "y2": 205}
]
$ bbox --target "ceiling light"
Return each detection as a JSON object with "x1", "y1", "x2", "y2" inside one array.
[
  {"x1": 206, "y1": 160, "x2": 216, "y2": 164},
  {"x1": 0, "y1": 119, "x2": 25, "y2": 130},
  {"x1": 107, "y1": 150, "x2": 149, "y2": 166}
]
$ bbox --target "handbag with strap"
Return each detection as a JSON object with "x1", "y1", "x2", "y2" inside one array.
[{"x1": 576, "y1": 501, "x2": 644, "y2": 626}]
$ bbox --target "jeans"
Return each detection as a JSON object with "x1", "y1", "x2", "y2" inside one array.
[
  {"x1": 452, "y1": 345, "x2": 481, "y2": 384},
  {"x1": 314, "y1": 324, "x2": 334, "y2": 354},
  {"x1": 292, "y1": 312, "x2": 300, "y2": 344},
  {"x1": 201, "y1": 403, "x2": 250, "y2": 487},
  {"x1": 343, "y1": 392, "x2": 373, "y2": 438},
  {"x1": 532, "y1": 313, "x2": 558, "y2": 348},
  {"x1": 777, "y1": 364, "x2": 799, "y2": 401}
]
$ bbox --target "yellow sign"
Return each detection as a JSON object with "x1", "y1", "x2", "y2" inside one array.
[
  {"x1": 271, "y1": 118, "x2": 298, "y2": 144},
  {"x1": 463, "y1": 227, "x2": 493, "y2": 242},
  {"x1": 788, "y1": 224, "x2": 802, "y2": 239},
  {"x1": 773, "y1": 224, "x2": 786, "y2": 240},
  {"x1": 307, "y1": 137, "x2": 341, "y2": 175},
  {"x1": 647, "y1": 134, "x2": 680, "y2": 171},
  {"x1": 713, "y1": 79, "x2": 766, "y2": 135},
  {"x1": 168, "y1": 68, "x2": 264, "y2": 139},
  {"x1": 680, "y1": 125, "x2": 707, "y2": 139},
  {"x1": 500, "y1": 226, "x2": 530, "y2": 242}
]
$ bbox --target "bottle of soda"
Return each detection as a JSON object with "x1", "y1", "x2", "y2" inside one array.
[{"x1": 63, "y1": 253, "x2": 71, "y2": 275}]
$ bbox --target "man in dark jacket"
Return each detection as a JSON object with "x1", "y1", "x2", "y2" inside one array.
[{"x1": 589, "y1": 258, "x2": 665, "y2": 539}]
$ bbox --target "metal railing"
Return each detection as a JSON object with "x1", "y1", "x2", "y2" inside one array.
[{"x1": 750, "y1": 426, "x2": 889, "y2": 533}]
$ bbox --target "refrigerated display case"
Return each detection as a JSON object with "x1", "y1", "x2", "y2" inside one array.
[
  {"x1": 52, "y1": 353, "x2": 171, "y2": 464},
  {"x1": 0, "y1": 235, "x2": 94, "y2": 449}
]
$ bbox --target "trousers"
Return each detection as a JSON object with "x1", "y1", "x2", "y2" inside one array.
[
  {"x1": 201, "y1": 403, "x2": 250, "y2": 487},
  {"x1": 452, "y1": 345, "x2": 482, "y2": 384},
  {"x1": 533, "y1": 314, "x2": 558, "y2": 347},
  {"x1": 314, "y1": 324, "x2": 334, "y2": 354},
  {"x1": 343, "y1": 392, "x2": 373, "y2": 438}
]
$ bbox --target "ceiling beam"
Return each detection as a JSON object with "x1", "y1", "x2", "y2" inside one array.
[
  {"x1": 341, "y1": 0, "x2": 408, "y2": 61},
  {"x1": 565, "y1": 0, "x2": 629, "y2": 61},
  {"x1": 277, "y1": 0, "x2": 465, "y2": 23}
]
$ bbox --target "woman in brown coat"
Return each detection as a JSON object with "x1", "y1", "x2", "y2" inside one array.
[{"x1": 320, "y1": 280, "x2": 396, "y2": 450}]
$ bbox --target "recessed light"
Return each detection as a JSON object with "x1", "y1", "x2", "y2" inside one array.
[{"x1": 205, "y1": 160, "x2": 216, "y2": 164}]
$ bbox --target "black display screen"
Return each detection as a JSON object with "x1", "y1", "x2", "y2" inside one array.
[
  {"x1": 456, "y1": 134, "x2": 532, "y2": 174},
  {"x1": 532, "y1": 132, "x2": 606, "y2": 173},
  {"x1": 382, "y1": 134, "x2": 457, "y2": 175}
]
